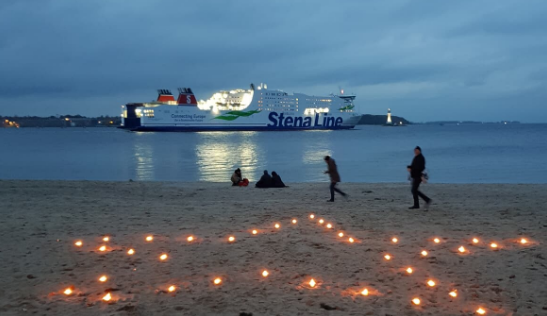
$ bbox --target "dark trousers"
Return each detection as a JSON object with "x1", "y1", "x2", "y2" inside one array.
[
  {"x1": 411, "y1": 178, "x2": 430, "y2": 207},
  {"x1": 330, "y1": 182, "x2": 346, "y2": 201}
]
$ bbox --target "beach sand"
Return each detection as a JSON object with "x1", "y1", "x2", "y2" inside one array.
[{"x1": 0, "y1": 180, "x2": 546, "y2": 316}]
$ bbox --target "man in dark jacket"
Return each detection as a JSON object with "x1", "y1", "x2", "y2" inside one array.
[
  {"x1": 407, "y1": 146, "x2": 431, "y2": 209},
  {"x1": 324, "y1": 156, "x2": 347, "y2": 202}
]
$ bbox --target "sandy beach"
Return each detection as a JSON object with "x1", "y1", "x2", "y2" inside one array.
[{"x1": 0, "y1": 180, "x2": 546, "y2": 316}]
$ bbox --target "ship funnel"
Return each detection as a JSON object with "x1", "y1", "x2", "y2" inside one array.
[
  {"x1": 177, "y1": 87, "x2": 198, "y2": 106},
  {"x1": 156, "y1": 89, "x2": 175, "y2": 103}
]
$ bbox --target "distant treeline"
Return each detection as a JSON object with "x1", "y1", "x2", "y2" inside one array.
[
  {"x1": 1, "y1": 115, "x2": 121, "y2": 128},
  {"x1": 357, "y1": 114, "x2": 411, "y2": 125}
]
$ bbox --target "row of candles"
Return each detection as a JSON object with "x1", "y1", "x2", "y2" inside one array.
[{"x1": 64, "y1": 213, "x2": 534, "y2": 313}]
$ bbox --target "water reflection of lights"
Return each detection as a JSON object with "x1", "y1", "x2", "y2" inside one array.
[{"x1": 133, "y1": 140, "x2": 155, "y2": 181}]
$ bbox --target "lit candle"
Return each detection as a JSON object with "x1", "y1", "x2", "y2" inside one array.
[
  {"x1": 427, "y1": 280, "x2": 436, "y2": 287},
  {"x1": 361, "y1": 288, "x2": 369, "y2": 296},
  {"x1": 228, "y1": 236, "x2": 235, "y2": 242},
  {"x1": 168, "y1": 285, "x2": 176, "y2": 292},
  {"x1": 412, "y1": 298, "x2": 421, "y2": 305},
  {"x1": 458, "y1": 246, "x2": 466, "y2": 253},
  {"x1": 520, "y1": 238, "x2": 528, "y2": 244},
  {"x1": 406, "y1": 267, "x2": 413, "y2": 274},
  {"x1": 384, "y1": 254, "x2": 391, "y2": 260},
  {"x1": 63, "y1": 288, "x2": 73, "y2": 296},
  {"x1": 98, "y1": 245, "x2": 106, "y2": 252},
  {"x1": 392, "y1": 237, "x2": 398, "y2": 243},
  {"x1": 309, "y1": 279, "x2": 316, "y2": 287},
  {"x1": 326, "y1": 223, "x2": 332, "y2": 229},
  {"x1": 309, "y1": 214, "x2": 315, "y2": 219},
  {"x1": 102, "y1": 293, "x2": 112, "y2": 301},
  {"x1": 292, "y1": 219, "x2": 297, "y2": 224},
  {"x1": 318, "y1": 219, "x2": 324, "y2": 224},
  {"x1": 338, "y1": 232, "x2": 344, "y2": 237},
  {"x1": 476, "y1": 307, "x2": 486, "y2": 315},
  {"x1": 348, "y1": 237, "x2": 355, "y2": 243},
  {"x1": 159, "y1": 253, "x2": 168, "y2": 261},
  {"x1": 472, "y1": 238, "x2": 479, "y2": 244},
  {"x1": 98, "y1": 275, "x2": 108, "y2": 282},
  {"x1": 449, "y1": 290, "x2": 457, "y2": 298},
  {"x1": 187, "y1": 236, "x2": 194, "y2": 242},
  {"x1": 274, "y1": 223, "x2": 280, "y2": 229},
  {"x1": 421, "y1": 250, "x2": 428, "y2": 257},
  {"x1": 146, "y1": 235, "x2": 153, "y2": 242},
  {"x1": 74, "y1": 240, "x2": 83, "y2": 247},
  {"x1": 103, "y1": 236, "x2": 109, "y2": 242},
  {"x1": 213, "y1": 278, "x2": 222, "y2": 285},
  {"x1": 127, "y1": 248, "x2": 135, "y2": 255},
  {"x1": 433, "y1": 238, "x2": 440, "y2": 243},
  {"x1": 490, "y1": 242, "x2": 498, "y2": 249},
  {"x1": 252, "y1": 229, "x2": 258, "y2": 235},
  {"x1": 262, "y1": 270, "x2": 269, "y2": 277}
]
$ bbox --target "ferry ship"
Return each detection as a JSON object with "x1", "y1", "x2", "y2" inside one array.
[{"x1": 120, "y1": 83, "x2": 361, "y2": 132}]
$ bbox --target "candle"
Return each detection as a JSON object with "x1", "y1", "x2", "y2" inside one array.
[
  {"x1": 490, "y1": 243, "x2": 498, "y2": 249},
  {"x1": 98, "y1": 245, "x2": 106, "y2": 252},
  {"x1": 309, "y1": 214, "x2": 315, "y2": 219},
  {"x1": 449, "y1": 290, "x2": 457, "y2": 298},
  {"x1": 433, "y1": 238, "x2": 440, "y2": 243},
  {"x1": 309, "y1": 279, "x2": 316, "y2": 287},
  {"x1": 159, "y1": 254, "x2": 168, "y2": 261},
  {"x1": 458, "y1": 246, "x2": 466, "y2": 253},
  {"x1": 228, "y1": 236, "x2": 235, "y2": 242},
  {"x1": 421, "y1": 250, "x2": 428, "y2": 257},
  {"x1": 348, "y1": 237, "x2": 355, "y2": 243},
  {"x1": 292, "y1": 219, "x2": 297, "y2": 224},
  {"x1": 187, "y1": 236, "x2": 194, "y2": 242},
  {"x1": 427, "y1": 280, "x2": 436, "y2": 287},
  {"x1": 127, "y1": 248, "x2": 135, "y2": 255},
  {"x1": 102, "y1": 236, "x2": 109, "y2": 242},
  {"x1": 520, "y1": 238, "x2": 528, "y2": 244},
  {"x1": 146, "y1": 235, "x2": 153, "y2": 242},
  {"x1": 74, "y1": 240, "x2": 83, "y2": 247},
  {"x1": 168, "y1": 285, "x2": 176, "y2": 292},
  {"x1": 412, "y1": 298, "x2": 421, "y2": 305},
  {"x1": 63, "y1": 288, "x2": 73, "y2": 296},
  {"x1": 318, "y1": 219, "x2": 324, "y2": 224},
  {"x1": 476, "y1": 307, "x2": 486, "y2": 315},
  {"x1": 338, "y1": 232, "x2": 344, "y2": 238},
  {"x1": 98, "y1": 275, "x2": 108, "y2": 282},
  {"x1": 102, "y1": 293, "x2": 112, "y2": 301},
  {"x1": 274, "y1": 223, "x2": 280, "y2": 229},
  {"x1": 406, "y1": 267, "x2": 413, "y2": 274},
  {"x1": 472, "y1": 238, "x2": 479, "y2": 244},
  {"x1": 213, "y1": 278, "x2": 222, "y2": 285},
  {"x1": 252, "y1": 229, "x2": 258, "y2": 235},
  {"x1": 384, "y1": 254, "x2": 391, "y2": 260},
  {"x1": 326, "y1": 223, "x2": 332, "y2": 229},
  {"x1": 361, "y1": 288, "x2": 369, "y2": 296},
  {"x1": 392, "y1": 237, "x2": 398, "y2": 243},
  {"x1": 262, "y1": 270, "x2": 269, "y2": 277}
]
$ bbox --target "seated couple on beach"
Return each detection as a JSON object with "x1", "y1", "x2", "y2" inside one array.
[
  {"x1": 231, "y1": 168, "x2": 249, "y2": 187},
  {"x1": 255, "y1": 170, "x2": 286, "y2": 188}
]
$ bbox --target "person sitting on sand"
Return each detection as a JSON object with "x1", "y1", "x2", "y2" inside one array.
[
  {"x1": 271, "y1": 171, "x2": 286, "y2": 188},
  {"x1": 231, "y1": 168, "x2": 249, "y2": 187},
  {"x1": 255, "y1": 170, "x2": 273, "y2": 188}
]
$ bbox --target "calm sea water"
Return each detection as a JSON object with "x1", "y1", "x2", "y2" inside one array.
[{"x1": 1, "y1": 125, "x2": 546, "y2": 183}]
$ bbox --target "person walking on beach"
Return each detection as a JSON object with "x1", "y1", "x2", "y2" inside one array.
[
  {"x1": 324, "y1": 155, "x2": 347, "y2": 202},
  {"x1": 407, "y1": 146, "x2": 431, "y2": 209}
]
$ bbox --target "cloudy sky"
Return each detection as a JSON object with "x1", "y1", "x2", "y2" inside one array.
[{"x1": 1, "y1": 0, "x2": 546, "y2": 122}]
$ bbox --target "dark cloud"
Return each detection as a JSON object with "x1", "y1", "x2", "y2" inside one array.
[{"x1": 0, "y1": 0, "x2": 546, "y2": 122}]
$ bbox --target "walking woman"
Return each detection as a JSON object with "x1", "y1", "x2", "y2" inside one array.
[{"x1": 324, "y1": 156, "x2": 347, "y2": 202}]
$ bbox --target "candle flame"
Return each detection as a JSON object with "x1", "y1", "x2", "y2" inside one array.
[
  {"x1": 292, "y1": 219, "x2": 297, "y2": 224},
  {"x1": 146, "y1": 235, "x2": 153, "y2": 242},
  {"x1": 412, "y1": 298, "x2": 421, "y2": 305},
  {"x1": 213, "y1": 278, "x2": 222, "y2": 285},
  {"x1": 102, "y1": 293, "x2": 112, "y2": 301},
  {"x1": 361, "y1": 288, "x2": 369, "y2": 296},
  {"x1": 348, "y1": 237, "x2": 355, "y2": 243},
  {"x1": 318, "y1": 219, "x2": 324, "y2": 224},
  {"x1": 99, "y1": 275, "x2": 107, "y2": 282},
  {"x1": 421, "y1": 250, "x2": 428, "y2": 257},
  {"x1": 427, "y1": 280, "x2": 436, "y2": 287},
  {"x1": 473, "y1": 238, "x2": 479, "y2": 244},
  {"x1": 433, "y1": 238, "x2": 440, "y2": 243},
  {"x1": 159, "y1": 254, "x2": 168, "y2": 261},
  {"x1": 309, "y1": 214, "x2": 315, "y2": 219},
  {"x1": 477, "y1": 307, "x2": 486, "y2": 315},
  {"x1": 384, "y1": 254, "x2": 391, "y2": 260},
  {"x1": 228, "y1": 236, "x2": 235, "y2": 242},
  {"x1": 74, "y1": 240, "x2": 83, "y2": 247},
  {"x1": 187, "y1": 236, "x2": 194, "y2": 242},
  {"x1": 458, "y1": 246, "x2": 466, "y2": 253},
  {"x1": 326, "y1": 223, "x2": 332, "y2": 229},
  {"x1": 127, "y1": 248, "x2": 135, "y2": 255},
  {"x1": 406, "y1": 267, "x2": 413, "y2": 274},
  {"x1": 490, "y1": 243, "x2": 498, "y2": 249},
  {"x1": 262, "y1": 270, "x2": 269, "y2": 277},
  {"x1": 102, "y1": 236, "x2": 109, "y2": 242},
  {"x1": 338, "y1": 232, "x2": 344, "y2": 237},
  {"x1": 252, "y1": 229, "x2": 258, "y2": 235},
  {"x1": 98, "y1": 245, "x2": 106, "y2": 252},
  {"x1": 309, "y1": 278, "x2": 316, "y2": 287},
  {"x1": 392, "y1": 237, "x2": 398, "y2": 243},
  {"x1": 449, "y1": 290, "x2": 458, "y2": 298},
  {"x1": 63, "y1": 288, "x2": 73, "y2": 295},
  {"x1": 274, "y1": 223, "x2": 280, "y2": 229},
  {"x1": 168, "y1": 285, "x2": 176, "y2": 292},
  {"x1": 520, "y1": 238, "x2": 528, "y2": 244}
]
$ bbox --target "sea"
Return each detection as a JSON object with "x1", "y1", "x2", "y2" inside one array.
[{"x1": 1, "y1": 124, "x2": 546, "y2": 183}]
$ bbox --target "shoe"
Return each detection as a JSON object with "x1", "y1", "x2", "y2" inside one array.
[
  {"x1": 342, "y1": 193, "x2": 349, "y2": 199},
  {"x1": 425, "y1": 200, "x2": 432, "y2": 210},
  {"x1": 327, "y1": 199, "x2": 334, "y2": 202},
  {"x1": 408, "y1": 206, "x2": 419, "y2": 209}
]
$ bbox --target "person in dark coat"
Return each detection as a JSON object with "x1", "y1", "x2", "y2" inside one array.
[
  {"x1": 324, "y1": 156, "x2": 347, "y2": 202},
  {"x1": 407, "y1": 146, "x2": 431, "y2": 209},
  {"x1": 255, "y1": 170, "x2": 273, "y2": 188},
  {"x1": 271, "y1": 171, "x2": 286, "y2": 188}
]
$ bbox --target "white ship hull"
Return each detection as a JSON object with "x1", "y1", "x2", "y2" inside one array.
[{"x1": 121, "y1": 84, "x2": 361, "y2": 132}]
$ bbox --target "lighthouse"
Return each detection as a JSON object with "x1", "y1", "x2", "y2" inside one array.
[{"x1": 386, "y1": 108, "x2": 392, "y2": 125}]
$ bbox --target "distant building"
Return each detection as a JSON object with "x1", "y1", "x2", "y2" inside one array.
[{"x1": 386, "y1": 108, "x2": 392, "y2": 125}]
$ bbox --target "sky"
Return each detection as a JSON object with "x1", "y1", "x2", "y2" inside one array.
[{"x1": 1, "y1": 0, "x2": 546, "y2": 122}]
